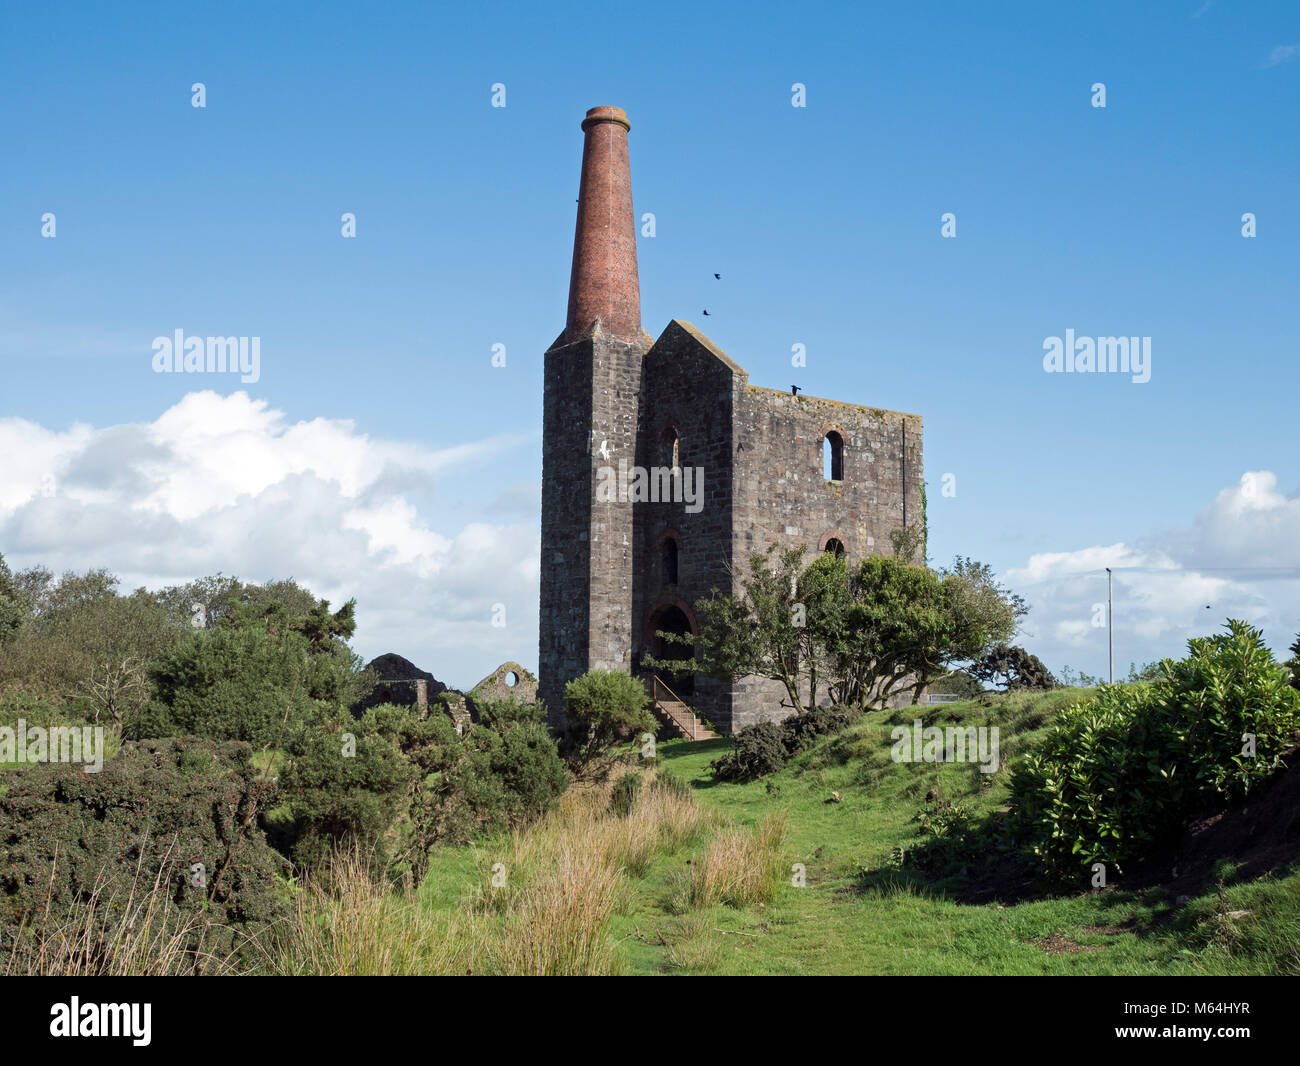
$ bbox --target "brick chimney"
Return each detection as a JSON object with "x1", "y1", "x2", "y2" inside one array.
[{"x1": 564, "y1": 106, "x2": 641, "y2": 343}]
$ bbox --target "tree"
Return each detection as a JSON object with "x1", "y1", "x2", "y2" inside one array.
[
  {"x1": 967, "y1": 643, "x2": 1058, "y2": 691},
  {"x1": 818, "y1": 553, "x2": 951, "y2": 709},
  {"x1": 0, "y1": 553, "x2": 28, "y2": 644},
  {"x1": 674, "y1": 545, "x2": 1027, "y2": 714},
  {"x1": 672, "y1": 546, "x2": 812, "y2": 714}
]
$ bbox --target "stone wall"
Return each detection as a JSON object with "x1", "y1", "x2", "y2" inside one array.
[{"x1": 539, "y1": 330, "x2": 649, "y2": 732}]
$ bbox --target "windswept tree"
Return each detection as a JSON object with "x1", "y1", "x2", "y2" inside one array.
[{"x1": 967, "y1": 643, "x2": 1058, "y2": 692}]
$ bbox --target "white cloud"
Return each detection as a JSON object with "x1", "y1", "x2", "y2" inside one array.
[
  {"x1": 1006, "y1": 471, "x2": 1300, "y2": 678},
  {"x1": 0, "y1": 392, "x2": 540, "y2": 689},
  {"x1": 1263, "y1": 44, "x2": 1300, "y2": 68}
]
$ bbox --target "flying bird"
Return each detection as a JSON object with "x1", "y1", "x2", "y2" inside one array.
[
  {"x1": 713, "y1": 273, "x2": 721, "y2": 279},
  {"x1": 791, "y1": 385, "x2": 802, "y2": 395},
  {"x1": 702, "y1": 309, "x2": 710, "y2": 316}
]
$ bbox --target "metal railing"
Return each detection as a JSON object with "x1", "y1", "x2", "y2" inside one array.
[{"x1": 647, "y1": 674, "x2": 700, "y2": 740}]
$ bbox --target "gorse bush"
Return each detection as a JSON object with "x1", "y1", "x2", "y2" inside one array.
[
  {"x1": 711, "y1": 705, "x2": 861, "y2": 782},
  {"x1": 1010, "y1": 620, "x2": 1300, "y2": 879},
  {"x1": 136, "y1": 600, "x2": 365, "y2": 747},
  {"x1": 280, "y1": 703, "x2": 567, "y2": 880},
  {"x1": 0, "y1": 738, "x2": 288, "y2": 972},
  {"x1": 563, "y1": 669, "x2": 656, "y2": 771}
]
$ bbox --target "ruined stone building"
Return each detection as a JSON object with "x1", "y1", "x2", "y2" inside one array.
[{"x1": 539, "y1": 106, "x2": 924, "y2": 736}]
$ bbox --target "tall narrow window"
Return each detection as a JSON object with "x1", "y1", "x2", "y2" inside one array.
[
  {"x1": 663, "y1": 538, "x2": 679, "y2": 585},
  {"x1": 661, "y1": 426, "x2": 680, "y2": 472},
  {"x1": 823, "y1": 431, "x2": 844, "y2": 481},
  {"x1": 824, "y1": 538, "x2": 845, "y2": 559}
]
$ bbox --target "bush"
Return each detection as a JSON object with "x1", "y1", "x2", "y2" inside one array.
[
  {"x1": 279, "y1": 706, "x2": 420, "y2": 872},
  {"x1": 782, "y1": 705, "x2": 859, "y2": 755},
  {"x1": 135, "y1": 599, "x2": 366, "y2": 746},
  {"x1": 610, "y1": 772, "x2": 642, "y2": 818},
  {"x1": 563, "y1": 670, "x2": 657, "y2": 770},
  {"x1": 474, "y1": 694, "x2": 547, "y2": 729},
  {"x1": 711, "y1": 722, "x2": 788, "y2": 782},
  {"x1": 1010, "y1": 620, "x2": 1300, "y2": 879},
  {"x1": 711, "y1": 705, "x2": 861, "y2": 782},
  {"x1": 0, "y1": 737, "x2": 288, "y2": 972},
  {"x1": 279, "y1": 704, "x2": 568, "y2": 880}
]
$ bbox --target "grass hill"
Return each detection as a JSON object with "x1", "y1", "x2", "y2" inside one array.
[{"x1": 406, "y1": 687, "x2": 1299, "y2": 976}]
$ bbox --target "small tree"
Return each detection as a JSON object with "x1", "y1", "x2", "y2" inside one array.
[
  {"x1": 676, "y1": 546, "x2": 812, "y2": 714},
  {"x1": 967, "y1": 643, "x2": 1058, "y2": 692},
  {"x1": 563, "y1": 669, "x2": 656, "y2": 772}
]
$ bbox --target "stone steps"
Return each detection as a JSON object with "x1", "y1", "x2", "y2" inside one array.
[{"x1": 655, "y1": 698, "x2": 717, "y2": 741}]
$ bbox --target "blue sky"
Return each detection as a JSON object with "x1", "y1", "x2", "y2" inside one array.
[{"x1": 1, "y1": 0, "x2": 1298, "y2": 687}]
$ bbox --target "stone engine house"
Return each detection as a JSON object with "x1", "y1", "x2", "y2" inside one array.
[{"x1": 539, "y1": 106, "x2": 924, "y2": 736}]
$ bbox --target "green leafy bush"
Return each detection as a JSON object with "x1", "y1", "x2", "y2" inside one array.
[
  {"x1": 137, "y1": 602, "x2": 364, "y2": 747},
  {"x1": 1010, "y1": 620, "x2": 1300, "y2": 879},
  {"x1": 279, "y1": 707, "x2": 420, "y2": 872}
]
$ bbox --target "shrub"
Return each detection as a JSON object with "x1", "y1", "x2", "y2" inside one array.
[
  {"x1": 474, "y1": 693, "x2": 547, "y2": 728},
  {"x1": 279, "y1": 707, "x2": 419, "y2": 872},
  {"x1": 610, "y1": 772, "x2": 641, "y2": 818},
  {"x1": 1009, "y1": 620, "x2": 1300, "y2": 879},
  {"x1": 563, "y1": 670, "x2": 657, "y2": 771},
  {"x1": 711, "y1": 705, "x2": 861, "y2": 782},
  {"x1": 279, "y1": 704, "x2": 568, "y2": 880},
  {"x1": 0, "y1": 737, "x2": 288, "y2": 972},
  {"x1": 711, "y1": 722, "x2": 788, "y2": 782}
]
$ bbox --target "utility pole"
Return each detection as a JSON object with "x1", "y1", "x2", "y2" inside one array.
[{"x1": 1105, "y1": 567, "x2": 1114, "y2": 684}]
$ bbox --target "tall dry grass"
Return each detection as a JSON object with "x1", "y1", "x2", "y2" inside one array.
[
  {"x1": 270, "y1": 849, "x2": 474, "y2": 975},
  {"x1": 686, "y1": 811, "x2": 788, "y2": 910}
]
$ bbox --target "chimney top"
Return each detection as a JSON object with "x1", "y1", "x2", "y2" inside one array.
[
  {"x1": 581, "y1": 105, "x2": 630, "y2": 132},
  {"x1": 563, "y1": 105, "x2": 642, "y2": 344}
]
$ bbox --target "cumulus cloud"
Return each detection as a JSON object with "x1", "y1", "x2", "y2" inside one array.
[
  {"x1": 1006, "y1": 471, "x2": 1300, "y2": 679},
  {"x1": 0, "y1": 392, "x2": 540, "y2": 688}
]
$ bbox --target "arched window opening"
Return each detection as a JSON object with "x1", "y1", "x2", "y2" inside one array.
[
  {"x1": 824, "y1": 538, "x2": 845, "y2": 559},
  {"x1": 823, "y1": 431, "x2": 844, "y2": 481},
  {"x1": 658, "y1": 426, "x2": 681, "y2": 472},
  {"x1": 663, "y1": 538, "x2": 679, "y2": 585}
]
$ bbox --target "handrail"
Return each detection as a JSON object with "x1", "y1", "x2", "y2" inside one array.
[{"x1": 650, "y1": 674, "x2": 698, "y2": 740}]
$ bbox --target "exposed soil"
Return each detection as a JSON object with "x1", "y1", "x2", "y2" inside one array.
[{"x1": 1123, "y1": 753, "x2": 1300, "y2": 898}]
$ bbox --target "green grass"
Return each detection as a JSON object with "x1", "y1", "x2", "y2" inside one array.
[{"x1": 418, "y1": 688, "x2": 1300, "y2": 975}]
